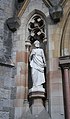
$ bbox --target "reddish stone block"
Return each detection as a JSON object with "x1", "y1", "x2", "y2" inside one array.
[
  {"x1": 48, "y1": 70, "x2": 62, "y2": 80},
  {"x1": 20, "y1": 67, "x2": 28, "y2": 75},
  {"x1": 16, "y1": 51, "x2": 28, "y2": 63},
  {"x1": 49, "y1": 58, "x2": 59, "y2": 71},
  {"x1": 16, "y1": 75, "x2": 25, "y2": 87},
  {"x1": 16, "y1": 86, "x2": 25, "y2": 99},
  {"x1": 14, "y1": 99, "x2": 23, "y2": 107}
]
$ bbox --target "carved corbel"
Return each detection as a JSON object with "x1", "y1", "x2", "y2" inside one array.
[
  {"x1": 49, "y1": 5, "x2": 63, "y2": 22},
  {"x1": 43, "y1": 0, "x2": 67, "y2": 22},
  {"x1": 6, "y1": 17, "x2": 21, "y2": 32}
]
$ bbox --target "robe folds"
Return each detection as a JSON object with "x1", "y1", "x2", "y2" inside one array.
[{"x1": 30, "y1": 48, "x2": 46, "y2": 86}]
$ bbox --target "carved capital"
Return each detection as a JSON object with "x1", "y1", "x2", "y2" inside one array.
[{"x1": 59, "y1": 56, "x2": 70, "y2": 69}]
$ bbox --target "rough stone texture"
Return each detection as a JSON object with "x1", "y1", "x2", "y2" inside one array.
[
  {"x1": 11, "y1": 87, "x2": 16, "y2": 99},
  {"x1": 0, "y1": 0, "x2": 14, "y2": 62},
  {"x1": 14, "y1": 104, "x2": 51, "y2": 119},
  {"x1": 0, "y1": 65, "x2": 16, "y2": 119},
  {"x1": 0, "y1": 111, "x2": 9, "y2": 119}
]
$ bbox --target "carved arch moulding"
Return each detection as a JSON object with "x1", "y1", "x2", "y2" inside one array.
[
  {"x1": 60, "y1": 7, "x2": 70, "y2": 56},
  {"x1": 17, "y1": 0, "x2": 67, "y2": 17},
  {"x1": 7, "y1": 0, "x2": 68, "y2": 32}
]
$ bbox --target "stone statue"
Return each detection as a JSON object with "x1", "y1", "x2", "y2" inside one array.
[{"x1": 29, "y1": 40, "x2": 46, "y2": 92}]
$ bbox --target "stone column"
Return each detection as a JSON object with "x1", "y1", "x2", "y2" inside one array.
[
  {"x1": 59, "y1": 56, "x2": 70, "y2": 119},
  {"x1": 24, "y1": 40, "x2": 31, "y2": 102}
]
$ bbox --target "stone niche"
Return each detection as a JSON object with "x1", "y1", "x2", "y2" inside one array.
[{"x1": 28, "y1": 14, "x2": 47, "y2": 99}]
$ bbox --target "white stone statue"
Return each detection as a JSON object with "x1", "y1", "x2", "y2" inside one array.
[{"x1": 29, "y1": 40, "x2": 46, "y2": 92}]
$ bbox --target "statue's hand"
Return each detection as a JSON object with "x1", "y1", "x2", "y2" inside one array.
[{"x1": 44, "y1": 63, "x2": 46, "y2": 67}]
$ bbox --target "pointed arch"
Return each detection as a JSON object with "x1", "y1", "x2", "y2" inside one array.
[
  {"x1": 60, "y1": 7, "x2": 70, "y2": 56},
  {"x1": 17, "y1": 0, "x2": 30, "y2": 17},
  {"x1": 26, "y1": 9, "x2": 47, "y2": 24},
  {"x1": 25, "y1": 9, "x2": 48, "y2": 43},
  {"x1": 17, "y1": 0, "x2": 67, "y2": 17}
]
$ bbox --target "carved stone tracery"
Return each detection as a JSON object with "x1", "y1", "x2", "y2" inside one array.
[{"x1": 28, "y1": 15, "x2": 45, "y2": 44}]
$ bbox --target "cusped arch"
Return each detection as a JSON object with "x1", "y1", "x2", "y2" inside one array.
[
  {"x1": 26, "y1": 9, "x2": 47, "y2": 24},
  {"x1": 25, "y1": 9, "x2": 48, "y2": 42}
]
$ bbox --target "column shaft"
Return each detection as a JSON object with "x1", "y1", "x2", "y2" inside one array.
[{"x1": 62, "y1": 68, "x2": 70, "y2": 119}]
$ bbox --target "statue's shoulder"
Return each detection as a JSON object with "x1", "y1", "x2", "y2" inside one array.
[
  {"x1": 33, "y1": 48, "x2": 43, "y2": 51},
  {"x1": 39, "y1": 48, "x2": 43, "y2": 51}
]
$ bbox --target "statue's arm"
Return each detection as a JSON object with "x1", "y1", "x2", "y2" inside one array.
[
  {"x1": 42, "y1": 49, "x2": 46, "y2": 66},
  {"x1": 29, "y1": 49, "x2": 35, "y2": 62}
]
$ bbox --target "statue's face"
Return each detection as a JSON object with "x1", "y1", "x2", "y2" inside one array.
[{"x1": 34, "y1": 40, "x2": 40, "y2": 47}]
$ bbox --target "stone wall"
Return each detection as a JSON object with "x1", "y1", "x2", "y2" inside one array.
[
  {"x1": 0, "y1": 0, "x2": 14, "y2": 62},
  {"x1": 0, "y1": 0, "x2": 15, "y2": 119},
  {"x1": 47, "y1": 1, "x2": 70, "y2": 119},
  {"x1": 12, "y1": 0, "x2": 65, "y2": 119},
  {"x1": 0, "y1": 64, "x2": 16, "y2": 119}
]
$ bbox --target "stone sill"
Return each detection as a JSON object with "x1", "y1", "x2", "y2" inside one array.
[
  {"x1": 0, "y1": 62, "x2": 15, "y2": 67},
  {"x1": 29, "y1": 91, "x2": 45, "y2": 98}
]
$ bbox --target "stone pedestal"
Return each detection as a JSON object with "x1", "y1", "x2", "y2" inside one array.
[
  {"x1": 28, "y1": 87, "x2": 46, "y2": 116},
  {"x1": 27, "y1": 91, "x2": 51, "y2": 119},
  {"x1": 29, "y1": 86, "x2": 45, "y2": 98},
  {"x1": 31, "y1": 98, "x2": 45, "y2": 116}
]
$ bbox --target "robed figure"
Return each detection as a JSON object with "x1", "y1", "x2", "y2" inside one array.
[{"x1": 29, "y1": 40, "x2": 46, "y2": 92}]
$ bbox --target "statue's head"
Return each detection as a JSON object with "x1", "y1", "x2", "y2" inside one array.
[{"x1": 34, "y1": 40, "x2": 40, "y2": 48}]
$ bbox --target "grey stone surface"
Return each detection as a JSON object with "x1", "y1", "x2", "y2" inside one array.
[
  {"x1": 3, "y1": 99, "x2": 13, "y2": 107},
  {"x1": 0, "y1": 66, "x2": 12, "y2": 77},
  {"x1": 47, "y1": 0, "x2": 60, "y2": 6},
  {"x1": 0, "y1": 77, "x2": 4, "y2": 88},
  {"x1": 4, "y1": 77, "x2": 12, "y2": 88},
  {"x1": 0, "y1": 88, "x2": 11, "y2": 99},
  {"x1": 2, "y1": 107, "x2": 15, "y2": 119},
  {"x1": 0, "y1": 111, "x2": 9, "y2": 119},
  {"x1": 9, "y1": 107, "x2": 15, "y2": 119},
  {"x1": 21, "y1": 109, "x2": 51, "y2": 119},
  {"x1": 3, "y1": 107, "x2": 10, "y2": 112},
  {"x1": 11, "y1": 87, "x2": 16, "y2": 99},
  {"x1": 0, "y1": 0, "x2": 14, "y2": 62},
  {"x1": 3, "y1": 29, "x2": 12, "y2": 62},
  {"x1": 0, "y1": 99, "x2": 3, "y2": 111},
  {"x1": 0, "y1": 64, "x2": 16, "y2": 118}
]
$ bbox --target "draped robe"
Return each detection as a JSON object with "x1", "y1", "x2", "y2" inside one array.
[{"x1": 30, "y1": 48, "x2": 46, "y2": 87}]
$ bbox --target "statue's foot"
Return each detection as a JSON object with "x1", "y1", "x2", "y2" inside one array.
[{"x1": 29, "y1": 85, "x2": 45, "y2": 93}]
